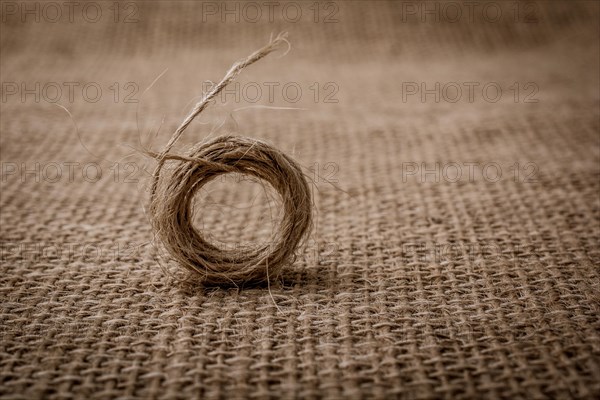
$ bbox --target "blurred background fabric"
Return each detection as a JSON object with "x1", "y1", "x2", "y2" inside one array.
[{"x1": 1, "y1": 1, "x2": 599, "y2": 398}]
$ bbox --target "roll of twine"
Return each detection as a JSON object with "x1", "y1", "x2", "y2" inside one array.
[{"x1": 149, "y1": 33, "x2": 313, "y2": 286}]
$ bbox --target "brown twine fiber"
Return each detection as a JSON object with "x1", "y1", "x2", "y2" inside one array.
[{"x1": 148, "y1": 33, "x2": 313, "y2": 286}]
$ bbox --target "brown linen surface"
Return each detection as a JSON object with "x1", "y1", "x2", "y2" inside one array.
[{"x1": 1, "y1": 1, "x2": 599, "y2": 399}]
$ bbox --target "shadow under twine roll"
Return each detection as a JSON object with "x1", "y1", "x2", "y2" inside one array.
[{"x1": 148, "y1": 33, "x2": 313, "y2": 286}]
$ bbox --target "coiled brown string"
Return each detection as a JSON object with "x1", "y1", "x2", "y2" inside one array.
[{"x1": 149, "y1": 33, "x2": 312, "y2": 286}]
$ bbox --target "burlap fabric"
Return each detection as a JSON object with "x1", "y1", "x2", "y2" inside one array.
[{"x1": 1, "y1": 1, "x2": 599, "y2": 399}]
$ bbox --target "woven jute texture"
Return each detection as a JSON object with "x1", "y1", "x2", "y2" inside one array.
[{"x1": 1, "y1": 1, "x2": 599, "y2": 399}]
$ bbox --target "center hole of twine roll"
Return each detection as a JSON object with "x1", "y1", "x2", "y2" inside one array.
[{"x1": 190, "y1": 172, "x2": 283, "y2": 251}]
